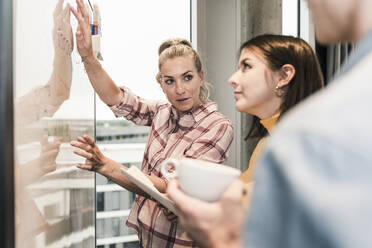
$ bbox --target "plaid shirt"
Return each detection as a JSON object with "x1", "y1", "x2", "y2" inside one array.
[{"x1": 110, "y1": 86, "x2": 234, "y2": 247}]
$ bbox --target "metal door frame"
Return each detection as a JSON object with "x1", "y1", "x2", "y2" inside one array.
[{"x1": 0, "y1": 0, "x2": 15, "y2": 247}]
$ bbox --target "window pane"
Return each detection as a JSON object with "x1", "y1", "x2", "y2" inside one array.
[
  {"x1": 94, "y1": 1, "x2": 190, "y2": 247},
  {"x1": 97, "y1": 192, "x2": 105, "y2": 212}
]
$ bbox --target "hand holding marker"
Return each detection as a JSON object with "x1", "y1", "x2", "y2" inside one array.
[
  {"x1": 92, "y1": 4, "x2": 101, "y2": 35},
  {"x1": 87, "y1": 0, "x2": 103, "y2": 60}
]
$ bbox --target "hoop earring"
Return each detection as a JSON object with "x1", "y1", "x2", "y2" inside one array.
[{"x1": 274, "y1": 85, "x2": 285, "y2": 97}]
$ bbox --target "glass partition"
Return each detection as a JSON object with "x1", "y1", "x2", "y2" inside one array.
[
  {"x1": 93, "y1": 1, "x2": 190, "y2": 247},
  {"x1": 14, "y1": 0, "x2": 95, "y2": 247},
  {"x1": 13, "y1": 0, "x2": 191, "y2": 247}
]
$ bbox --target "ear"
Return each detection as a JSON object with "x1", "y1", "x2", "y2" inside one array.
[
  {"x1": 277, "y1": 64, "x2": 295, "y2": 88},
  {"x1": 199, "y1": 70, "x2": 205, "y2": 86},
  {"x1": 157, "y1": 73, "x2": 166, "y2": 93}
]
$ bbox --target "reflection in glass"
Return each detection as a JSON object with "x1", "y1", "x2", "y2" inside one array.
[
  {"x1": 14, "y1": 0, "x2": 95, "y2": 247},
  {"x1": 13, "y1": 0, "x2": 190, "y2": 246}
]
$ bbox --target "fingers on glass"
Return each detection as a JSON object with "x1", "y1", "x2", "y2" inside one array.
[
  {"x1": 71, "y1": 140, "x2": 91, "y2": 152},
  {"x1": 73, "y1": 148, "x2": 93, "y2": 159},
  {"x1": 82, "y1": 134, "x2": 95, "y2": 145},
  {"x1": 77, "y1": 163, "x2": 93, "y2": 170},
  {"x1": 77, "y1": 136, "x2": 88, "y2": 143}
]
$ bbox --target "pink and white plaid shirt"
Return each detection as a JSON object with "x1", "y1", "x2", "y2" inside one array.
[{"x1": 110, "y1": 86, "x2": 234, "y2": 247}]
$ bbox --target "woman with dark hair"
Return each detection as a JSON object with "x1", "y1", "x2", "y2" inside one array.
[
  {"x1": 166, "y1": 34, "x2": 325, "y2": 247},
  {"x1": 230, "y1": 34, "x2": 324, "y2": 183}
]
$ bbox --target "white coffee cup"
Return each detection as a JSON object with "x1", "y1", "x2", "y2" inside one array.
[{"x1": 161, "y1": 158, "x2": 241, "y2": 202}]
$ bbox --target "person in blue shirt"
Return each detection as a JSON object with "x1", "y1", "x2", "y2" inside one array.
[{"x1": 167, "y1": 0, "x2": 372, "y2": 247}]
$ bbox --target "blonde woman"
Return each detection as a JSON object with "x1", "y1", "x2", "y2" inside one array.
[{"x1": 70, "y1": 0, "x2": 233, "y2": 246}]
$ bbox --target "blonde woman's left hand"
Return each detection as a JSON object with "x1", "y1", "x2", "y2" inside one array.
[
  {"x1": 71, "y1": 134, "x2": 109, "y2": 173},
  {"x1": 70, "y1": 0, "x2": 94, "y2": 60}
]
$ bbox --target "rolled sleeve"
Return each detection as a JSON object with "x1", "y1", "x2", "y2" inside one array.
[{"x1": 109, "y1": 86, "x2": 164, "y2": 126}]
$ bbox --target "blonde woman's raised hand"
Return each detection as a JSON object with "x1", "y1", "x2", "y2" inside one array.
[{"x1": 70, "y1": 0, "x2": 94, "y2": 60}]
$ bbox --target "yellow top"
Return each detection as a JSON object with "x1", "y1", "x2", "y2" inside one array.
[{"x1": 240, "y1": 113, "x2": 279, "y2": 183}]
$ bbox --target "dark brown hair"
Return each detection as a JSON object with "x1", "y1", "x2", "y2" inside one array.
[{"x1": 243, "y1": 34, "x2": 324, "y2": 139}]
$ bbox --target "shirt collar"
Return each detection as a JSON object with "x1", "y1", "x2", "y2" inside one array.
[
  {"x1": 170, "y1": 101, "x2": 218, "y2": 129},
  {"x1": 338, "y1": 31, "x2": 372, "y2": 77}
]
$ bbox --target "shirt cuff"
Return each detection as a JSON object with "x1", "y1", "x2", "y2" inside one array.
[{"x1": 107, "y1": 86, "x2": 128, "y2": 108}]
